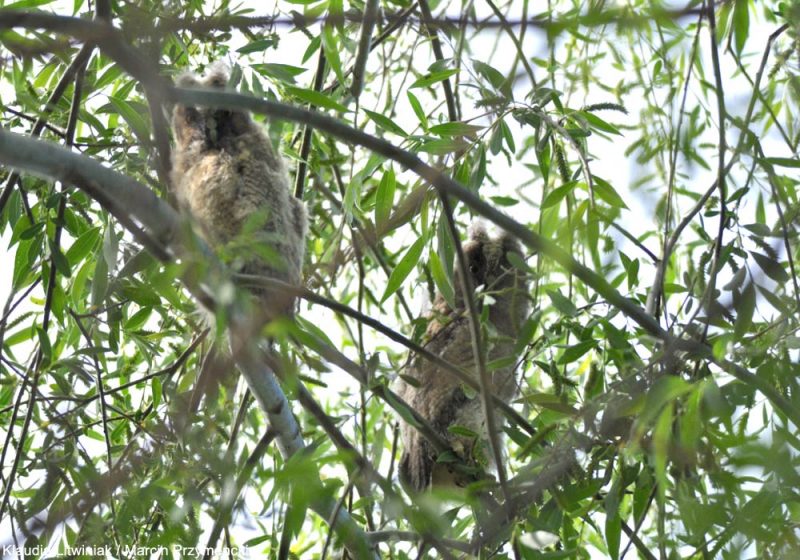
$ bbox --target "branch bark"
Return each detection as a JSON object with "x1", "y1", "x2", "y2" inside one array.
[{"x1": 0, "y1": 128, "x2": 377, "y2": 560}]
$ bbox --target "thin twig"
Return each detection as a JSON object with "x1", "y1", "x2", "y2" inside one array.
[
  {"x1": 646, "y1": 22, "x2": 790, "y2": 318},
  {"x1": 351, "y1": 0, "x2": 381, "y2": 98},
  {"x1": 699, "y1": 0, "x2": 729, "y2": 344},
  {"x1": 4, "y1": 86, "x2": 798, "y2": 427},
  {"x1": 417, "y1": 0, "x2": 460, "y2": 122},
  {"x1": 149, "y1": 7, "x2": 707, "y2": 35},
  {"x1": 293, "y1": 48, "x2": 326, "y2": 200},
  {"x1": 754, "y1": 141, "x2": 800, "y2": 307},
  {"x1": 203, "y1": 430, "x2": 277, "y2": 558},
  {"x1": 439, "y1": 195, "x2": 509, "y2": 502},
  {"x1": 484, "y1": 0, "x2": 536, "y2": 86},
  {"x1": 647, "y1": 12, "x2": 702, "y2": 319},
  {"x1": 69, "y1": 308, "x2": 119, "y2": 539}
]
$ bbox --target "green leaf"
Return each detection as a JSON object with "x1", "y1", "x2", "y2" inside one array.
[
  {"x1": 151, "y1": 377, "x2": 162, "y2": 409},
  {"x1": 542, "y1": 182, "x2": 576, "y2": 209},
  {"x1": 557, "y1": 340, "x2": 595, "y2": 364},
  {"x1": 382, "y1": 389, "x2": 421, "y2": 428},
  {"x1": 65, "y1": 227, "x2": 100, "y2": 265},
  {"x1": 381, "y1": 237, "x2": 426, "y2": 303},
  {"x1": 244, "y1": 535, "x2": 270, "y2": 547},
  {"x1": 4, "y1": 0, "x2": 55, "y2": 10},
  {"x1": 407, "y1": 91, "x2": 428, "y2": 130},
  {"x1": 592, "y1": 177, "x2": 628, "y2": 209},
  {"x1": 762, "y1": 157, "x2": 800, "y2": 168},
  {"x1": 640, "y1": 376, "x2": 693, "y2": 427},
  {"x1": 715, "y1": 1, "x2": 732, "y2": 43},
  {"x1": 286, "y1": 86, "x2": 348, "y2": 112},
  {"x1": 428, "y1": 122, "x2": 484, "y2": 137},
  {"x1": 680, "y1": 384, "x2": 704, "y2": 451},
  {"x1": 252, "y1": 63, "x2": 306, "y2": 83},
  {"x1": 537, "y1": 140, "x2": 551, "y2": 183},
  {"x1": 447, "y1": 425, "x2": 478, "y2": 438},
  {"x1": 751, "y1": 251, "x2": 789, "y2": 282},
  {"x1": 547, "y1": 289, "x2": 577, "y2": 316},
  {"x1": 102, "y1": 224, "x2": 118, "y2": 272},
  {"x1": 36, "y1": 326, "x2": 51, "y2": 364},
  {"x1": 521, "y1": 393, "x2": 578, "y2": 415},
  {"x1": 19, "y1": 221, "x2": 45, "y2": 240},
  {"x1": 605, "y1": 512, "x2": 621, "y2": 560},
  {"x1": 409, "y1": 68, "x2": 458, "y2": 89},
  {"x1": 71, "y1": 260, "x2": 93, "y2": 309},
  {"x1": 236, "y1": 37, "x2": 277, "y2": 54},
  {"x1": 363, "y1": 109, "x2": 407, "y2": 137},
  {"x1": 489, "y1": 124, "x2": 503, "y2": 155},
  {"x1": 732, "y1": 0, "x2": 749, "y2": 54},
  {"x1": 86, "y1": 429, "x2": 105, "y2": 442},
  {"x1": 320, "y1": 27, "x2": 344, "y2": 85},
  {"x1": 500, "y1": 119, "x2": 515, "y2": 153},
  {"x1": 733, "y1": 282, "x2": 756, "y2": 337},
  {"x1": 108, "y1": 96, "x2": 150, "y2": 143},
  {"x1": 396, "y1": 374, "x2": 420, "y2": 388},
  {"x1": 301, "y1": 35, "x2": 321, "y2": 64},
  {"x1": 91, "y1": 255, "x2": 109, "y2": 307},
  {"x1": 652, "y1": 403, "x2": 672, "y2": 506},
  {"x1": 473, "y1": 60, "x2": 509, "y2": 96},
  {"x1": 50, "y1": 241, "x2": 71, "y2": 278},
  {"x1": 124, "y1": 307, "x2": 152, "y2": 331},
  {"x1": 429, "y1": 250, "x2": 455, "y2": 310},
  {"x1": 374, "y1": 168, "x2": 396, "y2": 229},
  {"x1": 417, "y1": 138, "x2": 469, "y2": 155},
  {"x1": 293, "y1": 316, "x2": 337, "y2": 352},
  {"x1": 4, "y1": 325, "x2": 35, "y2": 348},
  {"x1": 95, "y1": 63, "x2": 122, "y2": 90},
  {"x1": 580, "y1": 110, "x2": 622, "y2": 136},
  {"x1": 343, "y1": 174, "x2": 362, "y2": 217},
  {"x1": 13, "y1": 238, "x2": 35, "y2": 289},
  {"x1": 489, "y1": 196, "x2": 518, "y2": 207}
]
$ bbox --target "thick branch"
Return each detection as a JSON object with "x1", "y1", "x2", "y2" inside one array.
[
  {"x1": 0, "y1": 128, "x2": 376, "y2": 560},
  {"x1": 5, "y1": 83, "x2": 800, "y2": 431},
  {"x1": 168, "y1": 86, "x2": 665, "y2": 337}
]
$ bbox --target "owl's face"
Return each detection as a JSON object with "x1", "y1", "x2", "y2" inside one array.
[
  {"x1": 466, "y1": 242, "x2": 489, "y2": 287},
  {"x1": 173, "y1": 64, "x2": 252, "y2": 151},
  {"x1": 453, "y1": 226, "x2": 528, "y2": 335},
  {"x1": 461, "y1": 227, "x2": 523, "y2": 298}
]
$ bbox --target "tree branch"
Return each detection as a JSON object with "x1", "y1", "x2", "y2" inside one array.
[{"x1": 0, "y1": 128, "x2": 377, "y2": 560}]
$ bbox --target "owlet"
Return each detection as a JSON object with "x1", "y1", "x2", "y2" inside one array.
[
  {"x1": 170, "y1": 63, "x2": 307, "y2": 319},
  {"x1": 394, "y1": 225, "x2": 529, "y2": 491}
]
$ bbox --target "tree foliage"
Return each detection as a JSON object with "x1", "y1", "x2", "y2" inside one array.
[{"x1": 0, "y1": 0, "x2": 799, "y2": 558}]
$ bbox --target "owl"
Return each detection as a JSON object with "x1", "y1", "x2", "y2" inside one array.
[
  {"x1": 394, "y1": 225, "x2": 529, "y2": 492},
  {"x1": 171, "y1": 62, "x2": 307, "y2": 319}
]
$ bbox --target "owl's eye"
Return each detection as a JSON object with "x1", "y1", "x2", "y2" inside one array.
[{"x1": 469, "y1": 263, "x2": 479, "y2": 274}]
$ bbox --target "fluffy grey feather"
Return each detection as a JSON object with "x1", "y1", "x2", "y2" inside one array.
[
  {"x1": 394, "y1": 225, "x2": 529, "y2": 491},
  {"x1": 171, "y1": 63, "x2": 307, "y2": 319}
]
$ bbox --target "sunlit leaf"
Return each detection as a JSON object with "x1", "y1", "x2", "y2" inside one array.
[
  {"x1": 381, "y1": 236, "x2": 426, "y2": 303},
  {"x1": 409, "y1": 68, "x2": 458, "y2": 89}
]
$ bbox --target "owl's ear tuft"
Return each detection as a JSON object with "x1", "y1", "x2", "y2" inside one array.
[
  {"x1": 175, "y1": 71, "x2": 199, "y2": 89},
  {"x1": 204, "y1": 61, "x2": 232, "y2": 89},
  {"x1": 468, "y1": 221, "x2": 489, "y2": 244}
]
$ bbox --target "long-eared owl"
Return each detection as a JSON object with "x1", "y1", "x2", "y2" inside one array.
[
  {"x1": 171, "y1": 62, "x2": 307, "y2": 319},
  {"x1": 394, "y1": 224, "x2": 529, "y2": 492}
]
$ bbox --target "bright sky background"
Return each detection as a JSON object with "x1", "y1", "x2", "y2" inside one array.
[{"x1": 0, "y1": 0, "x2": 793, "y2": 556}]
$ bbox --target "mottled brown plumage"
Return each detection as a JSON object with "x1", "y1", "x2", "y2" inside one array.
[
  {"x1": 394, "y1": 225, "x2": 529, "y2": 492},
  {"x1": 171, "y1": 63, "x2": 306, "y2": 318}
]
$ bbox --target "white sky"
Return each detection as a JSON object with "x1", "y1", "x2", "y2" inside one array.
[{"x1": 0, "y1": 0, "x2": 795, "y2": 556}]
